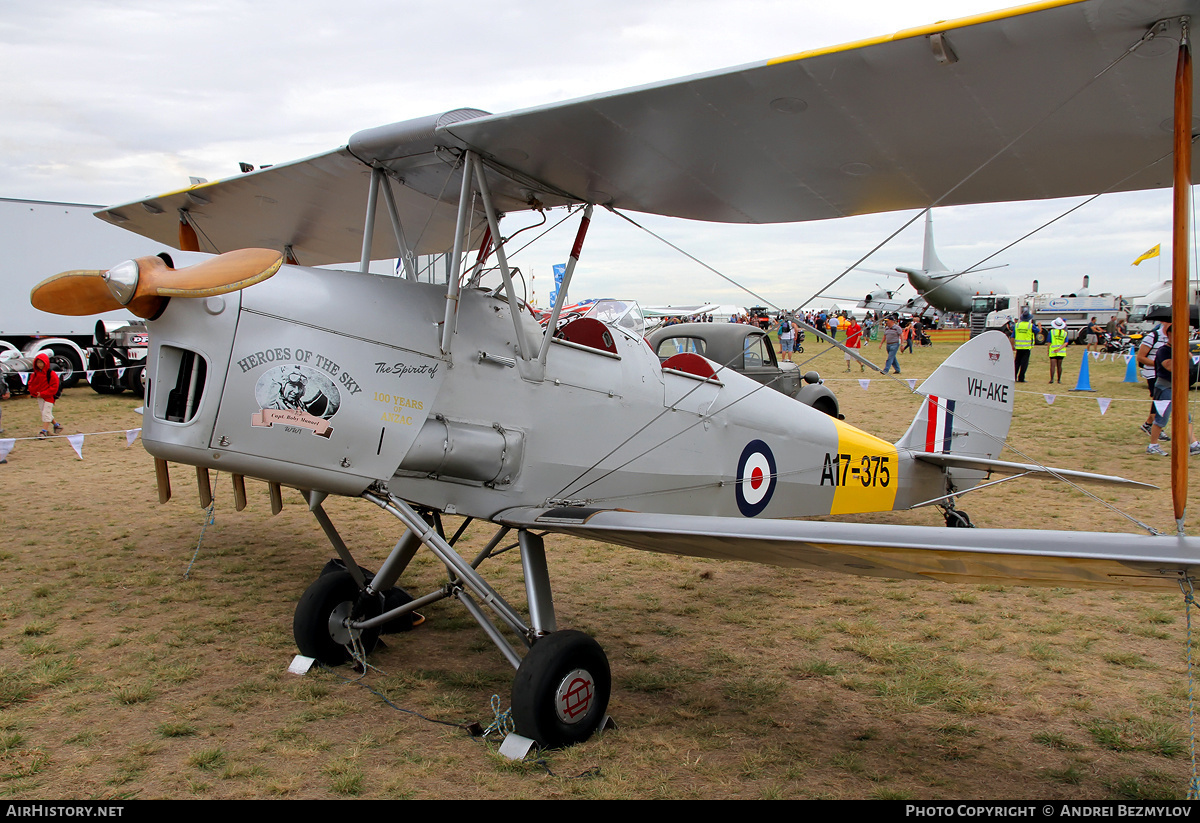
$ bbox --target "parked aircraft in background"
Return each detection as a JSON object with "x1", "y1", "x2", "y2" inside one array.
[{"x1": 895, "y1": 209, "x2": 1011, "y2": 314}]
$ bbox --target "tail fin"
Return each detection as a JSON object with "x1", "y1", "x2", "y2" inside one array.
[
  {"x1": 921, "y1": 208, "x2": 949, "y2": 274},
  {"x1": 896, "y1": 330, "x2": 1013, "y2": 461}
]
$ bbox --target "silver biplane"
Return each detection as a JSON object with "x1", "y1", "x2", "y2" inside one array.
[{"x1": 31, "y1": 0, "x2": 1200, "y2": 748}]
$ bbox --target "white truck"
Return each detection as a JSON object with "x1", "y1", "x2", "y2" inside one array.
[
  {"x1": 1125, "y1": 280, "x2": 1200, "y2": 334},
  {"x1": 970, "y1": 291, "x2": 1128, "y2": 342},
  {"x1": 1, "y1": 197, "x2": 173, "y2": 389}
]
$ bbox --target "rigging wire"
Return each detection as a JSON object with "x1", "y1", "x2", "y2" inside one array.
[{"x1": 802, "y1": 19, "x2": 1173, "y2": 311}]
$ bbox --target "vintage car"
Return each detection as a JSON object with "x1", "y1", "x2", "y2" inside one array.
[{"x1": 646, "y1": 322, "x2": 840, "y2": 418}]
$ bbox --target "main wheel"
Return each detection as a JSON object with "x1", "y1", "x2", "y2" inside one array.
[
  {"x1": 88, "y1": 352, "x2": 123, "y2": 394},
  {"x1": 511, "y1": 630, "x2": 610, "y2": 748},
  {"x1": 945, "y1": 510, "x2": 973, "y2": 528},
  {"x1": 293, "y1": 570, "x2": 381, "y2": 665},
  {"x1": 123, "y1": 366, "x2": 145, "y2": 397}
]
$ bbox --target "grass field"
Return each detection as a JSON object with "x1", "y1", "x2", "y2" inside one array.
[{"x1": 1, "y1": 337, "x2": 1198, "y2": 799}]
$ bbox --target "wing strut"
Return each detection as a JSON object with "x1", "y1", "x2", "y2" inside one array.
[
  {"x1": 441, "y1": 152, "x2": 475, "y2": 356},
  {"x1": 536, "y1": 204, "x2": 594, "y2": 369},
  {"x1": 1172, "y1": 17, "x2": 1192, "y2": 533},
  {"x1": 471, "y1": 153, "x2": 534, "y2": 364}
]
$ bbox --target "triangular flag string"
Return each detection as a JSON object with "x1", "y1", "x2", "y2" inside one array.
[
  {"x1": 125, "y1": 428, "x2": 141, "y2": 447},
  {"x1": 65, "y1": 433, "x2": 84, "y2": 459},
  {"x1": 0, "y1": 438, "x2": 13, "y2": 462},
  {"x1": 906, "y1": 378, "x2": 917, "y2": 390},
  {"x1": 858, "y1": 379, "x2": 870, "y2": 391},
  {"x1": 1044, "y1": 394, "x2": 1056, "y2": 405},
  {"x1": 1097, "y1": 397, "x2": 1111, "y2": 415}
]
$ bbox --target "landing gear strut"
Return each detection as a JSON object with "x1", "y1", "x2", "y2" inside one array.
[
  {"x1": 939, "y1": 497, "x2": 974, "y2": 528},
  {"x1": 293, "y1": 569, "x2": 382, "y2": 665},
  {"x1": 295, "y1": 488, "x2": 612, "y2": 748}
]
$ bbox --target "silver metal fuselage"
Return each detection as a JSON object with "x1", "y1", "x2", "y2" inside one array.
[{"x1": 140, "y1": 265, "x2": 945, "y2": 522}]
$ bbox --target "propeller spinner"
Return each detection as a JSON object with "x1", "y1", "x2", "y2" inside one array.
[{"x1": 31, "y1": 248, "x2": 285, "y2": 319}]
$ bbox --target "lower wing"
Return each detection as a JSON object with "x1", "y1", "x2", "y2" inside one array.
[{"x1": 497, "y1": 507, "x2": 1198, "y2": 591}]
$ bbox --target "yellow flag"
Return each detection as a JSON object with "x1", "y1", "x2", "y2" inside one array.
[{"x1": 1132, "y1": 244, "x2": 1161, "y2": 266}]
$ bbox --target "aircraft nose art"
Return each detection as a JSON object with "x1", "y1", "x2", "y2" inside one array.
[{"x1": 209, "y1": 268, "x2": 448, "y2": 490}]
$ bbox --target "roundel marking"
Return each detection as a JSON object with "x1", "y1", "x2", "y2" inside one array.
[{"x1": 736, "y1": 439, "x2": 777, "y2": 517}]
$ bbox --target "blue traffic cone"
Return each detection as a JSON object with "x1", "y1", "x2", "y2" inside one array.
[
  {"x1": 1070, "y1": 351, "x2": 1095, "y2": 391},
  {"x1": 1123, "y1": 353, "x2": 1139, "y2": 383}
]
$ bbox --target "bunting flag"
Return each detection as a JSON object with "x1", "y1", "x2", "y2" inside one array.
[
  {"x1": 858, "y1": 379, "x2": 870, "y2": 391},
  {"x1": 0, "y1": 438, "x2": 13, "y2": 462},
  {"x1": 18, "y1": 373, "x2": 28, "y2": 385},
  {"x1": 1044, "y1": 394, "x2": 1056, "y2": 405},
  {"x1": 906, "y1": 378, "x2": 917, "y2": 390},
  {"x1": 1132, "y1": 244, "x2": 1161, "y2": 266},
  {"x1": 1193, "y1": 355, "x2": 1200, "y2": 365},
  {"x1": 1097, "y1": 397, "x2": 1111, "y2": 415},
  {"x1": 1155, "y1": 399, "x2": 1171, "y2": 416},
  {"x1": 86, "y1": 370, "x2": 95, "y2": 382},
  {"x1": 1090, "y1": 351, "x2": 1100, "y2": 360},
  {"x1": 134, "y1": 407, "x2": 144, "y2": 415},
  {"x1": 66, "y1": 433, "x2": 84, "y2": 459},
  {"x1": 1123, "y1": 353, "x2": 1132, "y2": 363},
  {"x1": 116, "y1": 367, "x2": 126, "y2": 380},
  {"x1": 125, "y1": 428, "x2": 141, "y2": 446}
]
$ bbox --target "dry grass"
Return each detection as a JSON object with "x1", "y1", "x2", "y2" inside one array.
[{"x1": 0, "y1": 339, "x2": 1198, "y2": 799}]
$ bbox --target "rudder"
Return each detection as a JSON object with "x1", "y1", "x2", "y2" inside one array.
[{"x1": 896, "y1": 331, "x2": 1013, "y2": 461}]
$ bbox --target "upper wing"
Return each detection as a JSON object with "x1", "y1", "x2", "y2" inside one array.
[
  {"x1": 96, "y1": 0, "x2": 1198, "y2": 262},
  {"x1": 497, "y1": 506, "x2": 1200, "y2": 590}
]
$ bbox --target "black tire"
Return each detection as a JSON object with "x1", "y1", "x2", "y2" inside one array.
[
  {"x1": 48, "y1": 353, "x2": 80, "y2": 390},
  {"x1": 47, "y1": 348, "x2": 81, "y2": 389},
  {"x1": 511, "y1": 630, "x2": 610, "y2": 748},
  {"x1": 124, "y1": 366, "x2": 145, "y2": 397},
  {"x1": 946, "y1": 510, "x2": 973, "y2": 528},
  {"x1": 293, "y1": 570, "x2": 381, "y2": 665},
  {"x1": 88, "y1": 352, "x2": 123, "y2": 394}
]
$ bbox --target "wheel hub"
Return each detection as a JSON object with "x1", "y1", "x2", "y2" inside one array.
[
  {"x1": 327, "y1": 601, "x2": 354, "y2": 645},
  {"x1": 554, "y1": 668, "x2": 596, "y2": 724}
]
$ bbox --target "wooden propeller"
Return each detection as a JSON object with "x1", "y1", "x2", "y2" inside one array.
[{"x1": 30, "y1": 248, "x2": 284, "y2": 319}]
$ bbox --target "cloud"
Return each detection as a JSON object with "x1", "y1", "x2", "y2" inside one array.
[{"x1": 0, "y1": 0, "x2": 1187, "y2": 307}]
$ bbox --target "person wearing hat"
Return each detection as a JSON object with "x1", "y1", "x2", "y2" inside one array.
[
  {"x1": 1047, "y1": 317, "x2": 1068, "y2": 384},
  {"x1": 1010, "y1": 310, "x2": 1039, "y2": 383}
]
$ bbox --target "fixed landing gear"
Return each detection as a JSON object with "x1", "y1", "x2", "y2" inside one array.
[
  {"x1": 293, "y1": 570, "x2": 382, "y2": 665},
  {"x1": 296, "y1": 490, "x2": 612, "y2": 749},
  {"x1": 942, "y1": 508, "x2": 973, "y2": 528},
  {"x1": 512, "y1": 630, "x2": 611, "y2": 748}
]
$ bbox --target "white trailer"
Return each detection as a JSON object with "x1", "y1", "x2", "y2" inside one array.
[
  {"x1": 970, "y1": 292, "x2": 1127, "y2": 341},
  {"x1": 0, "y1": 197, "x2": 173, "y2": 385}
]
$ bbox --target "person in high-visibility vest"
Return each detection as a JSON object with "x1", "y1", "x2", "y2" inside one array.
[
  {"x1": 1010, "y1": 310, "x2": 1039, "y2": 383},
  {"x1": 1047, "y1": 317, "x2": 1068, "y2": 384}
]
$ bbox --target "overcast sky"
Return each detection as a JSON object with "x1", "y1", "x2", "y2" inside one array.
[{"x1": 0, "y1": 0, "x2": 1185, "y2": 310}]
